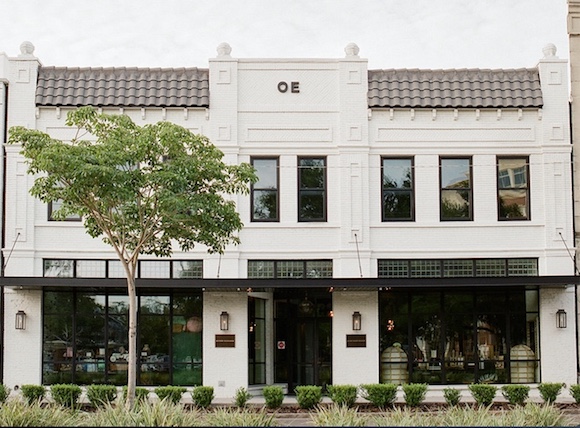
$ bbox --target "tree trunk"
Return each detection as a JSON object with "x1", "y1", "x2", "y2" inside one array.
[{"x1": 125, "y1": 275, "x2": 138, "y2": 409}]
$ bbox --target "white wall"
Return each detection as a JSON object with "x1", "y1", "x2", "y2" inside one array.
[
  {"x1": 203, "y1": 292, "x2": 248, "y2": 398},
  {"x1": 3, "y1": 289, "x2": 43, "y2": 389},
  {"x1": 332, "y1": 291, "x2": 379, "y2": 386}
]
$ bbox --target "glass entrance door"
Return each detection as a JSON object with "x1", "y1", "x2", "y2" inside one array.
[{"x1": 274, "y1": 290, "x2": 332, "y2": 391}]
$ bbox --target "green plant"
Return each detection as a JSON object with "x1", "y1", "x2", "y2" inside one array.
[
  {"x1": 570, "y1": 384, "x2": 580, "y2": 404},
  {"x1": 360, "y1": 383, "x2": 398, "y2": 409},
  {"x1": 0, "y1": 399, "x2": 78, "y2": 426},
  {"x1": 50, "y1": 384, "x2": 82, "y2": 409},
  {"x1": 0, "y1": 385, "x2": 10, "y2": 404},
  {"x1": 326, "y1": 384, "x2": 357, "y2": 408},
  {"x1": 86, "y1": 384, "x2": 118, "y2": 408},
  {"x1": 262, "y1": 385, "x2": 284, "y2": 409},
  {"x1": 204, "y1": 407, "x2": 275, "y2": 427},
  {"x1": 191, "y1": 386, "x2": 214, "y2": 409},
  {"x1": 295, "y1": 385, "x2": 322, "y2": 409},
  {"x1": 538, "y1": 382, "x2": 564, "y2": 403},
  {"x1": 122, "y1": 386, "x2": 150, "y2": 405},
  {"x1": 401, "y1": 383, "x2": 427, "y2": 407},
  {"x1": 468, "y1": 384, "x2": 497, "y2": 406},
  {"x1": 501, "y1": 384, "x2": 530, "y2": 406},
  {"x1": 154, "y1": 385, "x2": 186, "y2": 404},
  {"x1": 311, "y1": 403, "x2": 367, "y2": 426},
  {"x1": 20, "y1": 384, "x2": 46, "y2": 405},
  {"x1": 443, "y1": 387, "x2": 461, "y2": 406},
  {"x1": 233, "y1": 387, "x2": 253, "y2": 408}
]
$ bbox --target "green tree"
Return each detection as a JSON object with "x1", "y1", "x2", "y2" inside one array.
[{"x1": 9, "y1": 106, "x2": 256, "y2": 408}]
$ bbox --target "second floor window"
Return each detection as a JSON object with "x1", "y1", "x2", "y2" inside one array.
[
  {"x1": 382, "y1": 157, "x2": 414, "y2": 221},
  {"x1": 48, "y1": 199, "x2": 81, "y2": 221},
  {"x1": 440, "y1": 157, "x2": 472, "y2": 221},
  {"x1": 251, "y1": 158, "x2": 279, "y2": 221},
  {"x1": 298, "y1": 157, "x2": 326, "y2": 222},
  {"x1": 497, "y1": 156, "x2": 529, "y2": 220}
]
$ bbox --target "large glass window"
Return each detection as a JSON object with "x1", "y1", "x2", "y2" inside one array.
[
  {"x1": 440, "y1": 157, "x2": 472, "y2": 221},
  {"x1": 298, "y1": 157, "x2": 326, "y2": 221},
  {"x1": 42, "y1": 289, "x2": 202, "y2": 386},
  {"x1": 497, "y1": 157, "x2": 529, "y2": 220},
  {"x1": 382, "y1": 157, "x2": 414, "y2": 221},
  {"x1": 251, "y1": 157, "x2": 279, "y2": 221},
  {"x1": 248, "y1": 260, "x2": 333, "y2": 279},
  {"x1": 379, "y1": 288, "x2": 539, "y2": 385},
  {"x1": 43, "y1": 259, "x2": 202, "y2": 279},
  {"x1": 378, "y1": 258, "x2": 538, "y2": 278}
]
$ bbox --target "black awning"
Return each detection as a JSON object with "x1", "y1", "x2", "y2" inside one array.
[{"x1": 1, "y1": 275, "x2": 578, "y2": 290}]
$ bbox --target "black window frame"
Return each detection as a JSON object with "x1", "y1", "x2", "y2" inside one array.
[
  {"x1": 440, "y1": 156, "x2": 473, "y2": 221},
  {"x1": 251, "y1": 157, "x2": 280, "y2": 222},
  {"x1": 298, "y1": 156, "x2": 327, "y2": 222},
  {"x1": 48, "y1": 200, "x2": 82, "y2": 222},
  {"x1": 381, "y1": 156, "x2": 415, "y2": 221},
  {"x1": 497, "y1": 156, "x2": 530, "y2": 221}
]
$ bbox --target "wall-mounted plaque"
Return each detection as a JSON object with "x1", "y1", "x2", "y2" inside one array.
[
  {"x1": 215, "y1": 334, "x2": 235, "y2": 348},
  {"x1": 346, "y1": 334, "x2": 366, "y2": 348}
]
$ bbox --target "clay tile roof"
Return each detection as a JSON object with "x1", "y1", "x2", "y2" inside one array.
[
  {"x1": 36, "y1": 66, "x2": 209, "y2": 107},
  {"x1": 367, "y1": 68, "x2": 543, "y2": 108}
]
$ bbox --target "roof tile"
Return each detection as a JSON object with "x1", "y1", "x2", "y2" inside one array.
[
  {"x1": 368, "y1": 68, "x2": 543, "y2": 108},
  {"x1": 36, "y1": 66, "x2": 209, "y2": 107}
]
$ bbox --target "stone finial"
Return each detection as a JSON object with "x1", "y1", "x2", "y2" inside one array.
[
  {"x1": 216, "y1": 42, "x2": 232, "y2": 58},
  {"x1": 19, "y1": 41, "x2": 35, "y2": 57},
  {"x1": 542, "y1": 43, "x2": 558, "y2": 59},
  {"x1": 345, "y1": 42, "x2": 360, "y2": 58}
]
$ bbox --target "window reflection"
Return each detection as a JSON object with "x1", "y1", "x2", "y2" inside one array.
[
  {"x1": 380, "y1": 288, "x2": 539, "y2": 385},
  {"x1": 42, "y1": 290, "x2": 202, "y2": 386}
]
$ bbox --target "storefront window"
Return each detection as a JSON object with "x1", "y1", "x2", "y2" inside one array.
[
  {"x1": 42, "y1": 289, "x2": 202, "y2": 386},
  {"x1": 379, "y1": 287, "x2": 539, "y2": 385}
]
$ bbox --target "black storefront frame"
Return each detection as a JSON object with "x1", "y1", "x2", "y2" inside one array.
[
  {"x1": 379, "y1": 286, "x2": 541, "y2": 385},
  {"x1": 41, "y1": 287, "x2": 202, "y2": 386}
]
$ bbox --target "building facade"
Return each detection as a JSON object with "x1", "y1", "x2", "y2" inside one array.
[{"x1": 0, "y1": 41, "x2": 577, "y2": 398}]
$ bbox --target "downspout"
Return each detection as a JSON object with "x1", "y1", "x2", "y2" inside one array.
[{"x1": 0, "y1": 79, "x2": 8, "y2": 384}]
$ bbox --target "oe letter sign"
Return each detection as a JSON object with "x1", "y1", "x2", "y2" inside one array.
[{"x1": 277, "y1": 81, "x2": 300, "y2": 93}]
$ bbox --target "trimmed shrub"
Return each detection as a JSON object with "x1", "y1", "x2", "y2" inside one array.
[
  {"x1": 122, "y1": 386, "x2": 150, "y2": 404},
  {"x1": 20, "y1": 384, "x2": 46, "y2": 405},
  {"x1": 295, "y1": 385, "x2": 322, "y2": 409},
  {"x1": 234, "y1": 387, "x2": 253, "y2": 408},
  {"x1": 443, "y1": 387, "x2": 461, "y2": 406},
  {"x1": 538, "y1": 382, "x2": 564, "y2": 403},
  {"x1": 154, "y1": 385, "x2": 186, "y2": 404},
  {"x1": 327, "y1": 384, "x2": 357, "y2": 408},
  {"x1": 0, "y1": 385, "x2": 10, "y2": 404},
  {"x1": 50, "y1": 383, "x2": 82, "y2": 409},
  {"x1": 501, "y1": 384, "x2": 530, "y2": 406},
  {"x1": 191, "y1": 386, "x2": 214, "y2": 409},
  {"x1": 262, "y1": 385, "x2": 284, "y2": 409},
  {"x1": 468, "y1": 384, "x2": 497, "y2": 406},
  {"x1": 86, "y1": 384, "x2": 118, "y2": 408},
  {"x1": 360, "y1": 384, "x2": 398, "y2": 409},
  {"x1": 402, "y1": 383, "x2": 427, "y2": 407},
  {"x1": 570, "y1": 384, "x2": 580, "y2": 404}
]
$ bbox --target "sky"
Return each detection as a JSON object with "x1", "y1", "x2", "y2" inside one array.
[{"x1": 0, "y1": 0, "x2": 571, "y2": 70}]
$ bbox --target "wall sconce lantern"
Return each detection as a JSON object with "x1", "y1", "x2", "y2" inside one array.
[
  {"x1": 220, "y1": 311, "x2": 229, "y2": 331},
  {"x1": 556, "y1": 309, "x2": 567, "y2": 328},
  {"x1": 352, "y1": 311, "x2": 362, "y2": 331},
  {"x1": 15, "y1": 310, "x2": 26, "y2": 330}
]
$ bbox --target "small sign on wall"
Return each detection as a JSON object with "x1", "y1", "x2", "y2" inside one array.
[
  {"x1": 215, "y1": 334, "x2": 235, "y2": 348},
  {"x1": 346, "y1": 334, "x2": 366, "y2": 348}
]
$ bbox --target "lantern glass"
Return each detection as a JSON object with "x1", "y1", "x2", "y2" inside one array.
[
  {"x1": 15, "y1": 310, "x2": 26, "y2": 330},
  {"x1": 352, "y1": 311, "x2": 361, "y2": 331},
  {"x1": 220, "y1": 311, "x2": 229, "y2": 331},
  {"x1": 556, "y1": 309, "x2": 567, "y2": 328}
]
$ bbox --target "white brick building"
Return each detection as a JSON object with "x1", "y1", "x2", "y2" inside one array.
[{"x1": 0, "y1": 41, "x2": 577, "y2": 397}]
